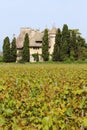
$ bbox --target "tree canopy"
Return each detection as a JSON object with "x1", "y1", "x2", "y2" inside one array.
[
  {"x1": 10, "y1": 37, "x2": 17, "y2": 62},
  {"x1": 22, "y1": 33, "x2": 30, "y2": 62},
  {"x1": 42, "y1": 29, "x2": 49, "y2": 61},
  {"x1": 3, "y1": 37, "x2": 10, "y2": 62}
]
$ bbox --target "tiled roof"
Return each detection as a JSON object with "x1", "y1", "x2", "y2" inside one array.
[
  {"x1": 16, "y1": 29, "x2": 43, "y2": 48},
  {"x1": 16, "y1": 27, "x2": 57, "y2": 49}
]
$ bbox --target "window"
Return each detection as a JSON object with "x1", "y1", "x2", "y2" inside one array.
[{"x1": 36, "y1": 41, "x2": 42, "y2": 44}]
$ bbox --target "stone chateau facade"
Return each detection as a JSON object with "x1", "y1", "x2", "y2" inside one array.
[{"x1": 16, "y1": 27, "x2": 57, "y2": 62}]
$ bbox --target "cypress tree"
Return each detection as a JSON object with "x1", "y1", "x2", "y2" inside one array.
[
  {"x1": 22, "y1": 33, "x2": 30, "y2": 62},
  {"x1": 10, "y1": 37, "x2": 17, "y2": 62},
  {"x1": 76, "y1": 36, "x2": 86, "y2": 60},
  {"x1": 52, "y1": 28, "x2": 62, "y2": 61},
  {"x1": 36, "y1": 53, "x2": 39, "y2": 62},
  {"x1": 69, "y1": 30, "x2": 76, "y2": 60},
  {"x1": 3, "y1": 37, "x2": 10, "y2": 62},
  {"x1": 42, "y1": 29, "x2": 49, "y2": 61},
  {"x1": 61, "y1": 24, "x2": 70, "y2": 60}
]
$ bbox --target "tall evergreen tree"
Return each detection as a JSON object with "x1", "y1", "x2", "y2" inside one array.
[
  {"x1": 70, "y1": 30, "x2": 76, "y2": 60},
  {"x1": 22, "y1": 33, "x2": 30, "y2": 62},
  {"x1": 70, "y1": 30, "x2": 80, "y2": 60},
  {"x1": 42, "y1": 29, "x2": 49, "y2": 61},
  {"x1": 76, "y1": 36, "x2": 86, "y2": 60},
  {"x1": 3, "y1": 37, "x2": 10, "y2": 62},
  {"x1": 10, "y1": 37, "x2": 17, "y2": 62},
  {"x1": 52, "y1": 28, "x2": 62, "y2": 61},
  {"x1": 69, "y1": 29, "x2": 86, "y2": 60},
  {"x1": 61, "y1": 24, "x2": 70, "y2": 60}
]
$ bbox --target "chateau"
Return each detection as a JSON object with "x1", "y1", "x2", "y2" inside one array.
[{"x1": 16, "y1": 27, "x2": 57, "y2": 62}]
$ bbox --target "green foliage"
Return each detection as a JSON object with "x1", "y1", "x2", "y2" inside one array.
[
  {"x1": 82, "y1": 117, "x2": 87, "y2": 128},
  {"x1": 0, "y1": 56, "x2": 3, "y2": 62},
  {"x1": 52, "y1": 28, "x2": 62, "y2": 61},
  {"x1": 42, "y1": 116, "x2": 53, "y2": 130},
  {"x1": 70, "y1": 30, "x2": 87, "y2": 61},
  {"x1": 3, "y1": 37, "x2": 10, "y2": 62},
  {"x1": 0, "y1": 64, "x2": 87, "y2": 129},
  {"x1": 76, "y1": 36, "x2": 86, "y2": 60},
  {"x1": 61, "y1": 24, "x2": 70, "y2": 60},
  {"x1": 22, "y1": 33, "x2": 30, "y2": 62},
  {"x1": 32, "y1": 53, "x2": 39, "y2": 62},
  {"x1": 10, "y1": 37, "x2": 17, "y2": 62},
  {"x1": 42, "y1": 29, "x2": 49, "y2": 61},
  {"x1": 52, "y1": 24, "x2": 87, "y2": 62}
]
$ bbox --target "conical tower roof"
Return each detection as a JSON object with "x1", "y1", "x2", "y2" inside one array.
[{"x1": 49, "y1": 26, "x2": 57, "y2": 34}]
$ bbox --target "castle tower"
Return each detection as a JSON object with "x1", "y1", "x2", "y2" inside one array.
[{"x1": 49, "y1": 26, "x2": 57, "y2": 55}]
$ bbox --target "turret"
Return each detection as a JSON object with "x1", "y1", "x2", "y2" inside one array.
[{"x1": 49, "y1": 26, "x2": 57, "y2": 55}]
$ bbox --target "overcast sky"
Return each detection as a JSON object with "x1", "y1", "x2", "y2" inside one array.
[{"x1": 0, "y1": 0, "x2": 87, "y2": 51}]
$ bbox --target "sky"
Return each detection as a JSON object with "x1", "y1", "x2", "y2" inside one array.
[{"x1": 0, "y1": 0, "x2": 87, "y2": 51}]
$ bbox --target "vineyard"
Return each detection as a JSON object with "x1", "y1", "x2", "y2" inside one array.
[{"x1": 0, "y1": 63, "x2": 87, "y2": 130}]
